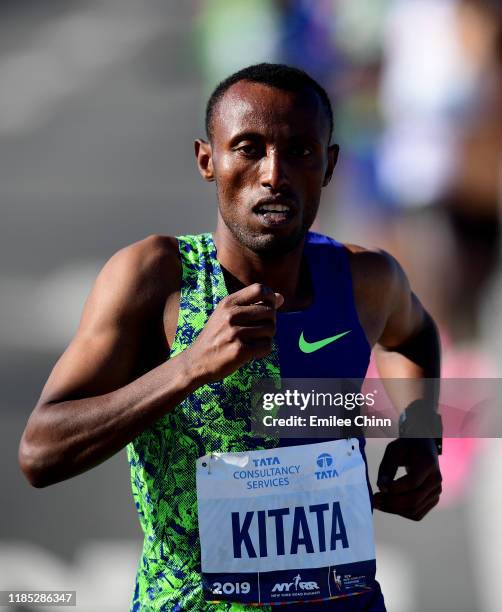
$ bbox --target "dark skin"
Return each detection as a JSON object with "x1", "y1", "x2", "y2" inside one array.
[{"x1": 19, "y1": 81, "x2": 441, "y2": 521}]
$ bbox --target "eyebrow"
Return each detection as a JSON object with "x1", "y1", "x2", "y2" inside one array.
[
  {"x1": 228, "y1": 131, "x2": 264, "y2": 147},
  {"x1": 227, "y1": 130, "x2": 322, "y2": 147}
]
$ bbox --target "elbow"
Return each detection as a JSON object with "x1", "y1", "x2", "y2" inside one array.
[
  {"x1": 422, "y1": 309, "x2": 440, "y2": 340},
  {"x1": 18, "y1": 430, "x2": 54, "y2": 488}
]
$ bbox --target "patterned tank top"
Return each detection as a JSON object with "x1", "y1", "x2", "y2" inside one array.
[{"x1": 127, "y1": 232, "x2": 382, "y2": 611}]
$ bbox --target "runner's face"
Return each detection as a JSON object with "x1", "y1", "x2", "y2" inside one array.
[{"x1": 197, "y1": 81, "x2": 337, "y2": 255}]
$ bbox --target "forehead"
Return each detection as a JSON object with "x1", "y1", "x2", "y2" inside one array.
[{"x1": 212, "y1": 80, "x2": 330, "y2": 142}]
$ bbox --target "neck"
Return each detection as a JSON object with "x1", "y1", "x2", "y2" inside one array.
[{"x1": 212, "y1": 221, "x2": 309, "y2": 308}]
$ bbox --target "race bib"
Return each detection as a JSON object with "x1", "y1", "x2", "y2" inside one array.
[{"x1": 196, "y1": 439, "x2": 376, "y2": 605}]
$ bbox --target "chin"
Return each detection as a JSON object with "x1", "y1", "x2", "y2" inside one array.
[{"x1": 233, "y1": 226, "x2": 307, "y2": 258}]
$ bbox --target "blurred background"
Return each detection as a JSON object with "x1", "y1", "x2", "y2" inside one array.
[{"x1": 1, "y1": 0, "x2": 501, "y2": 610}]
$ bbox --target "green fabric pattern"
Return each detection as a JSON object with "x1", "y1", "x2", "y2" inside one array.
[{"x1": 127, "y1": 233, "x2": 280, "y2": 611}]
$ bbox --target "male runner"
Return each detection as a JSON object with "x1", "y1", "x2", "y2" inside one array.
[{"x1": 19, "y1": 64, "x2": 442, "y2": 611}]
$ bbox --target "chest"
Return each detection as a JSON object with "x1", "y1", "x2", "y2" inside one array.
[{"x1": 154, "y1": 288, "x2": 383, "y2": 373}]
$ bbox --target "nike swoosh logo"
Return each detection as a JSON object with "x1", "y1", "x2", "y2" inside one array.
[{"x1": 299, "y1": 330, "x2": 351, "y2": 353}]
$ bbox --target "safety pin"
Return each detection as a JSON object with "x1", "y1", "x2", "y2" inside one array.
[{"x1": 203, "y1": 452, "x2": 215, "y2": 475}]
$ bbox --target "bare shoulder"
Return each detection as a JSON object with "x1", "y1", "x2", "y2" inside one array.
[
  {"x1": 118, "y1": 231, "x2": 177, "y2": 274},
  {"x1": 343, "y1": 243, "x2": 407, "y2": 346},
  {"x1": 81, "y1": 234, "x2": 181, "y2": 327},
  {"x1": 35, "y1": 235, "x2": 182, "y2": 406},
  {"x1": 344, "y1": 243, "x2": 404, "y2": 291},
  {"x1": 109, "y1": 233, "x2": 180, "y2": 282}
]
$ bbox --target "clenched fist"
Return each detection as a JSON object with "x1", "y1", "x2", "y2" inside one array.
[
  {"x1": 373, "y1": 438, "x2": 442, "y2": 521},
  {"x1": 185, "y1": 283, "x2": 284, "y2": 384}
]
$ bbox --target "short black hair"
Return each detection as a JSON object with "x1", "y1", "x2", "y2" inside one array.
[{"x1": 205, "y1": 63, "x2": 333, "y2": 143}]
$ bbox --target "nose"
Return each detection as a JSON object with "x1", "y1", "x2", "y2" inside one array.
[{"x1": 260, "y1": 148, "x2": 289, "y2": 192}]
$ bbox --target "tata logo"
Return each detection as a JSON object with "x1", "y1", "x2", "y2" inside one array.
[
  {"x1": 316, "y1": 453, "x2": 333, "y2": 468},
  {"x1": 315, "y1": 453, "x2": 338, "y2": 480},
  {"x1": 271, "y1": 573, "x2": 319, "y2": 593},
  {"x1": 252, "y1": 456, "x2": 280, "y2": 467}
]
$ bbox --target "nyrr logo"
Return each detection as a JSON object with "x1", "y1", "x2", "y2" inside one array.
[
  {"x1": 315, "y1": 453, "x2": 338, "y2": 480},
  {"x1": 333, "y1": 568, "x2": 343, "y2": 591},
  {"x1": 271, "y1": 573, "x2": 319, "y2": 593}
]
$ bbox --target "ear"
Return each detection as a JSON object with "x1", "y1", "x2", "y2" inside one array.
[
  {"x1": 322, "y1": 144, "x2": 339, "y2": 187},
  {"x1": 194, "y1": 139, "x2": 215, "y2": 182}
]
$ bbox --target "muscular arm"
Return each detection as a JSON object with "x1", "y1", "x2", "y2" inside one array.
[
  {"x1": 18, "y1": 236, "x2": 198, "y2": 487},
  {"x1": 373, "y1": 253, "x2": 440, "y2": 410},
  {"x1": 349, "y1": 246, "x2": 442, "y2": 520},
  {"x1": 374, "y1": 253, "x2": 442, "y2": 520},
  {"x1": 19, "y1": 236, "x2": 282, "y2": 488}
]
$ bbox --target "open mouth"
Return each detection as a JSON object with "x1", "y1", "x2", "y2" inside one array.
[{"x1": 253, "y1": 201, "x2": 295, "y2": 226}]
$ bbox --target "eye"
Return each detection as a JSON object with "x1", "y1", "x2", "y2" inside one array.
[
  {"x1": 290, "y1": 145, "x2": 313, "y2": 157},
  {"x1": 236, "y1": 144, "x2": 260, "y2": 157}
]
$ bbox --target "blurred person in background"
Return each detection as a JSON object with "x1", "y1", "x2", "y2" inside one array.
[{"x1": 376, "y1": 0, "x2": 501, "y2": 346}]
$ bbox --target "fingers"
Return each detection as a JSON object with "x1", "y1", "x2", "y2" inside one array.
[
  {"x1": 237, "y1": 322, "x2": 276, "y2": 340},
  {"x1": 227, "y1": 304, "x2": 278, "y2": 326},
  {"x1": 374, "y1": 438, "x2": 443, "y2": 520},
  {"x1": 374, "y1": 487, "x2": 441, "y2": 521},
  {"x1": 376, "y1": 439, "x2": 405, "y2": 491},
  {"x1": 373, "y1": 471, "x2": 442, "y2": 519},
  {"x1": 194, "y1": 285, "x2": 284, "y2": 382},
  {"x1": 377, "y1": 439, "x2": 440, "y2": 494},
  {"x1": 229, "y1": 283, "x2": 282, "y2": 308},
  {"x1": 412, "y1": 485, "x2": 442, "y2": 521},
  {"x1": 380, "y1": 466, "x2": 434, "y2": 495},
  {"x1": 274, "y1": 292, "x2": 284, "y2": 309},
  {"x1": 222, "y1": 284, "x2": 283, "y2": 336}
]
